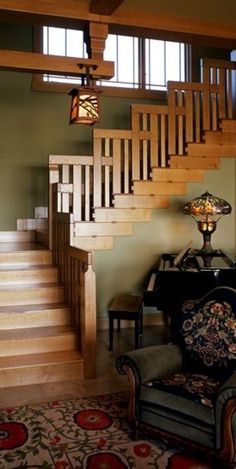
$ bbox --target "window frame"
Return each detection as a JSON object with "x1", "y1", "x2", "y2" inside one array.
[{"x1": 32, "y1": 25, "x2": 191, "y2": 100}]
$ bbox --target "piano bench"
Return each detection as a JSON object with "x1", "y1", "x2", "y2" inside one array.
[{"x1": 108, "y1": 294, "x2": 143, "y2": 351}]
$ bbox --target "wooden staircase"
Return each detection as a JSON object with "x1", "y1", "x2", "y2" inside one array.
[
  {"x1": 2, "y1": 58, "x2": 236, "y2": 388},
  {"x1": 49, "y1": 59, "x2": 236, "y2": 253},
  {"x1": 0, "y1": 231, "x2": 84, "y2": 388}
]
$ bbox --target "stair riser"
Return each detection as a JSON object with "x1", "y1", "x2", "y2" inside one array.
[
  {"x1": 0, "y1": 269, "x2": 58, "y2": 285},
  {"x1": 133, "y1": 181, "x2": 186, "y2": 195},
  {"x1": 170, "y1": 157, "x2": 220, "y2": 170},
  {"x1": 151, "y1": 168, "x2": 204, "y2": 182},
  {"x1": 0, "y1": 334, "x2": 77, "y2": 356},
  {"x1": 113, "y1": 195, "x2": 169, "y2": 209},
  {"x1": 0, "y1": 287, "x2": 64, "y2": 306},
  {"x1": 94, "y1": 208, "x2": 151, "y2": 222},
  {"x1": 0, "y1": 309, "x2": 71, "y2": 329},
  {"x1": 0, "y1": 231, "x2": 36, "y2": 242},
  {"x1": 0, "y1": 361, "x2": 84, "y2": 388},
  {"x1": 0, "y1": 251, "x2": 52, "y2": 265},
  {"x1": 187, "y1": 144, "x2": 236, "y2": 157},
  {"x1": 204, "y1": 132, "x2": 236, "y2": 144}
]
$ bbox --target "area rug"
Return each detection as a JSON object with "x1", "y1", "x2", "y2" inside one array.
[{"x1": 0, "y1": 391, "x2": 217, "y2": 468}]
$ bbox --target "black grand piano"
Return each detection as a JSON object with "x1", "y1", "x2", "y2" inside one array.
[{"x1": 144, "y1": 249, "x2": 236, "y2": 319}]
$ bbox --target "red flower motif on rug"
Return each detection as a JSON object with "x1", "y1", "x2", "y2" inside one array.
[
  {"x1": 133, "y1": 442, "x2": 152, "y2": 457},
  {"x1": 86, "y1": 451, "x2": 128, "y2": 469},
  {"x1": 0, "y1": 392, "x2": 216, "y2": 468},
  {"x1": 74, "y1": 408, "x2": 113, "y2": 430},
  {"x1": 0, "y1": 422, "x2": 28, "y2": 450}
]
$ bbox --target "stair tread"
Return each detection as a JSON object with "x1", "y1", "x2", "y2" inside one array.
[
  {"x1": 0, "y1": 325, "x2": 75, "y2": 339},
  {"x1": 0, "y1": 265, "x2": 56, "y2": 271},
  {"x1": 0, "y1": 303, "x2": 69, "y2": 313},
  {"x1": 0, "y1": 243, "x2": 46, "y2": 252},
  {"x1": 0, "y1": 282, "x2": 62, "y2": 290},
  {"x1": 0, "y1": 350, "x2": 83, "y2": 368}
]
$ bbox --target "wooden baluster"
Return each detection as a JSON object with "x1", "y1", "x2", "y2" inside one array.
[
  {"x1": 194, "y1": 91, "x2": 201, "y2": 142},
  {"x1": 93, "y1": 135, "x2": 102, "y2": 208},
  {"x1": 73, "y1": 164, "x2": 82, "y2": 221},
  {"x1": 150, "y1": 113, "x2": 158, "y2": 168},
  {"x1": 85, "y1": 165, "x2": 91, "y2": 219},
  {"x1": 124, "y1": 139, "x2": 130, "y2": 193},
  {"x1": 113, "y1": 138, "x2": 121, "y2": 194},
  {"x1": 161, "y1": 113, "x2": 167, "y2": 167},
  {"x1": 61, "y1": 164, "x2": 70, "y2": 212},
  {"x1": 185, "y1": 90, "x2": 194, "y2": 143}
]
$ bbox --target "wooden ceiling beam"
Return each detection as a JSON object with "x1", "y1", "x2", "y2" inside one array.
[
  {"x1": 0, "y1": 49, "x2": 114, "y2": 79},
  {"x1": 0, "y1": 0, "x2": 236, "y2": 44},
  {"x1": 89, "y1": 0, "x2": 124, "y2": 16}
]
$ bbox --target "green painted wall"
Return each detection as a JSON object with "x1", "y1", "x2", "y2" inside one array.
[{"x1": 0, "y1": 23, "x2": 235, "y2": 318}]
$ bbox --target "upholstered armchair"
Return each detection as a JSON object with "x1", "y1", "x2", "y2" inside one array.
[{"x1": 116, "y1": 286, "x2": 236, "y2": 467}]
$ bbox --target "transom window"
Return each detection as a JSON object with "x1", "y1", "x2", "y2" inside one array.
[{"x1": 42, "y1": 26, "x2": 186, "y2": 91}]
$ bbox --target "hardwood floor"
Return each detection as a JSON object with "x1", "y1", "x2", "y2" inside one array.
[{"x1": 0, "y1": 325, "x2": 170, "y2": 408}]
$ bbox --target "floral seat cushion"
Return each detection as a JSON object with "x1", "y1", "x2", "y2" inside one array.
[
  {"x1": 178, "y1": 286, "x2": 236, "y2": 376},
  {"x1": 144, "y1": 372, "x2": 221, "y2": 408}
]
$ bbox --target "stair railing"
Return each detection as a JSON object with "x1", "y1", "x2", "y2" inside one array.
[{"x1": 50, "y1": 179, "x2": 97, "y2": 379}]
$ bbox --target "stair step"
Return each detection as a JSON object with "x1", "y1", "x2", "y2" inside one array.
[
  {"x1": 0, "y1": 249, "x2": 52, "y2": 266},
  {"x1": 0, "y1": 304, "x2": 71, "y2": 329},
  {"x1": 133, "y1": 181, "x2": 187, "y2": 196},
  {"x1": 187, "y1": 143, "x2": 236, "y2": 157},
  {"x1": 74, "y1": 222, "x2": 133, "y2": 236},
  {"x1": 73, "y1": 236, "x2": 114, "y2": 250},
  {"x1": 113, "y1": 194, "x2": 169, "y2": 209},
  {"x1": 170, "y1": 156, "x2": 220, "y2": 169},
  {"x1": 0, "y1": 325, "x2": 77, "y2": 356},
  {"x1": 0, "y1": 265, "x2": 58, "y2": 284},
  {"x1": 204, "y1": 131, "x2": 236, "y2": 144},
  {"x1": 151, "y1": 168, "x2": 204, "y2": 182},
  {"x1": 0, "y1": 350, "x2": 84, "y2": 388},
  {"x1": 0, "y1": 284, "x2": 64, "y2": 306},
  {"x1": 94, "y1": 208, "x2": 151, "y2": 222},
  {"x1": 0, "y1": 231, "x2": 35, "y2": 243},
  {"x1": 17, "y1": 218, "x2": 48, "y2": 231},
  {"x1": 220, "y1": 119, "x2": 236, "y2": 132}
]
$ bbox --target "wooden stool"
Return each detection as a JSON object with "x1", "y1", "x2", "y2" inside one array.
[{"x1": 108, "y1": 294, "x2": 143, "y2": 351}]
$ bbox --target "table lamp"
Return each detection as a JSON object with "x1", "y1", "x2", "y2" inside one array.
[{"x1": 183, "y1": 191, "x2": 232, "y2": 254}]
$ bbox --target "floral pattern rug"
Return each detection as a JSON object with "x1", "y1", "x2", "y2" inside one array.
[{"x1": 0, "y1": 392, "x2": 216, "y2": 468}]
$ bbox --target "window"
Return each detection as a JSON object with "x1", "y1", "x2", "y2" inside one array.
[{"x1": 38, "y1": 26, "x2": 188, "y2": 94}]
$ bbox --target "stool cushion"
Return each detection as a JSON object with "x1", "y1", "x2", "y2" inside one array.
[{"x1": 109, "y1": 295, "x2": 143, "y2": 313}]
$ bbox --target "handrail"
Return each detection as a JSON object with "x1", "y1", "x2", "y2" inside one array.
[{"x1": 51, "y1": 188, "x2": 97, "y2": 379}]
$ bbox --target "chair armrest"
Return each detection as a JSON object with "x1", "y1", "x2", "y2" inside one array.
[
  {"x1": 116, "y1": 343, "x2": 183, "y2": 386},
  {"x1": 215, "y1": 371, "x2": 236, "y2": 464}
]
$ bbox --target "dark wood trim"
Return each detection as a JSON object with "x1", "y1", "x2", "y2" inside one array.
[{"x1": 89, "y1": 0, "x2": 124, "y2": 16}]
